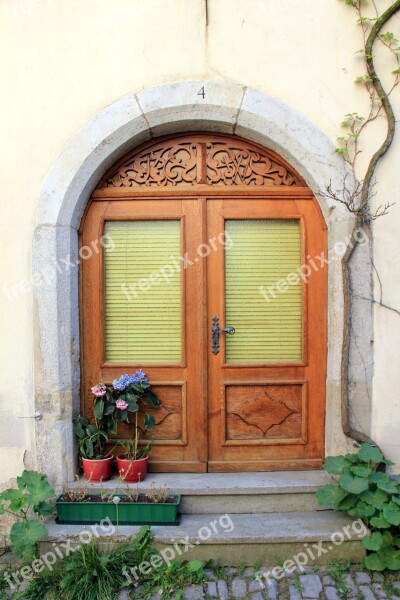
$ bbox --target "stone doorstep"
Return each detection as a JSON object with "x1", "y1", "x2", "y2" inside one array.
[
  {"x1": 65, "y1": 471, "x2": 334, "y2": 515},
  {"x1": 40, "y1": 511, "x2": 366, "y2": 566},
  {"x1": 66, "y1": 470, "x2": 333, "y2": 496}
]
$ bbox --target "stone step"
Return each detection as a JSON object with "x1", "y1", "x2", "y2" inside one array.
[
  {"x1": 41, "y1": 510, "x2": 367, "y2": 566},
  {"x1": 67, "y1": 470, "x2": 333, "y2": 514}
]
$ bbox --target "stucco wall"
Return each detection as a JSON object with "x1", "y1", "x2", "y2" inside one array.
[{"x1": 1, "y1": 0, "x2": 399, "y2": 483}]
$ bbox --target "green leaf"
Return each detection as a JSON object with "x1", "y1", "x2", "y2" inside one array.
[
  {"x1": 379, "y1": 547, "x2": 400, "y2": 570},
  {"x1": 350, "y1": 465, "x2": 372, "y2": 478},
  {"x1": 358, "y1": 444, "x2": 383, "y2": 464},
  {"x1": 10, "y1": 520, "x2": 47, "y2": 562},
  {"x1": 103, "y1": 404, "x2": 116, "y2": 416},
  {"x1": 382, "y1": 502, "x2": 400, "y2": 526},
  {"x1": 344, "y1": 453, "x2": 359, "y2": 463},
  {"x1": 93, "y1": 399, "x2": 105, "y2": 420},
  {"x1": 119, "y1": 410, "x2": 128, "y2": 422},
  {"x1": 109, "y1": 416, "x2": 118, "y2": 435},
  {"x1": 381, "y1": 531, "x2": 393, "y2": 548},
  {"x1": 338, "y1": 473, "x2": 369, "y2": 494},
  {"x1": 323, "y1": 456, "x2": 351, "y2": 475},
  {"x1": 187, "y1": 560, "x2": 203, "y2": 573},
  {"x1": 73, "y1": 418, "x2": 85, "y2": 438},
  {"x1": 337, "y1": 494, "x2": 359, "y2": 510},
  {"x1": 144, "y1": 390, "x2": 161, "y2": 408},
  {"x1": 0, "y1": 504, "x2": 4, "y2": 515},
  {"x1": 370, "y1": 515, "x2": 391, "y2": 529},
  {"x1": 392, "y1": 495, "x2": 400, "y2": 506},
  {"x1": 362, "y1": 531, "x2": 383, "y2": 551},
  {"x1": 17, "y1": 471, "x2": 54, "y2": 506},
  {"x1": 127, "y1": 401, "x2": 139, "y2": 413},
  {"x1": 364, "y1": 552, "x2": 386, "y2": 571},
  {"x1": 317, "y1": 484, "x2": 346, "y2": 507},
  {"x1": 348, "y1": 501, "x2": 375, "y2": 518},
  {"x1": 144, "y1": 414, "x2": 156, "y2": 431},
  {"x1": 34, "y1": 501, "x2": 54, "y2": 517},
  {"x1": 370, "y1": 472, "x2": 398, "y2": 493},
  {"x1": 361, "y1": 488, "x2": 388, "y2": 509},
  {"x1": 1, "y1": 488, "x2": 28, "y2": 512}
]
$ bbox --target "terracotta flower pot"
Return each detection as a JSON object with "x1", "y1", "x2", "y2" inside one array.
[
  {"x1": 116, "y1": 454, "x2": 148, "y2": 483},
  {"x1": 82, "y1": 456, "x2": 113, "y2": 482}
]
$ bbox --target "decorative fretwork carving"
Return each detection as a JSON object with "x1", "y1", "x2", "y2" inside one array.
[
  {"x1": 101, "y1": 136, "x2": 304, "y2": 188},
  {"x1": 106, "y1": 141, "x2": 198, "y2": 188},
  {"x1": 206, "y1": 142, "x2": 297, "y2": 186}
]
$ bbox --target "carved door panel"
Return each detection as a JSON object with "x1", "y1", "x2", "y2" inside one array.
[{"x1": 207, "y1": 199, "x2": 327, "y2": 471}]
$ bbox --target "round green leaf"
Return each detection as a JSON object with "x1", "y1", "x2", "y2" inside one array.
[
  {"x1": 316, "y1": 484, "x2": 344, "y2": 507},
  {"x1": 350, "y1": 465, "x2": 372, "y2": 478},
  {"x1": 1, "y1": 488, "x2": 27, "y2": 512},
  {"x1": 382, "y1": 502, "x2": 400, "y2": 526},
  {"x1": 381, "y1": 531, "x2": 393, "y2": 548},
  {"x1": 364, "y1": 552, "x2": 386, "y2": 571},
  {"x1": 361, "y1": 488, "x2": 388, "y2": 510},
  {"x1": 379, "y1": 547, "x2": 400, "y2": 570},
  {"x1": 10, "y1": 520, "x2": 47, "y2": 562},
  {"x1": 362, "y1": 531, "x2": 383, "y2": 551},
  {"x1": 370, "y1": 515, "x2": 391, "y2": 529},
  {"x1": 348, "y1": 501, "x2": 375, "y2": 518},
  {"x1": 323, "y1": 456, "x2": 351, "y2": 475},
  {"x1": 337, "y1": 494, "x2": 359, "y2": 510},
  {"x1": 370, "y1": 473, "x2": 399, "y2": 494},
  {"x1": 358, "y1": 444, "x2": 383, "y2": 464},
  {"x1": 338, "y1": 473, "x2": 369, "y2": 495}
]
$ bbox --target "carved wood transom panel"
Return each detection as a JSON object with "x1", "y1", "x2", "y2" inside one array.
[{"x1": 99, "y1": 134, "x2": 305, "y2": 188}]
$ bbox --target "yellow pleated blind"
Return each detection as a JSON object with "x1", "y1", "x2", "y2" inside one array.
[
  {"x1": 104, "y1": 221, "x2": 181, "y2": 363},
  {"x1": 225, "y1": 219, "x2": 302, "y2": 362}
]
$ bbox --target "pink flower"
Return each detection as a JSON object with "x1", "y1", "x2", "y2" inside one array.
[
  {"x1": 91, "y1": 384, "x2": 106, "y2": 397},
  {"x1": 116, "y1": 399, "x2": 129, "y2": 410}
]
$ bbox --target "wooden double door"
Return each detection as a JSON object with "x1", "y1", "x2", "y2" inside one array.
[{"x1": 81, "y1": 134, "x2": 327, "y2": 472}]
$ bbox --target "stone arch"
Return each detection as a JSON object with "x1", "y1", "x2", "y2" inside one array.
[{"x1": 33, "y1": 81, "x2": 362, "y2": 488}]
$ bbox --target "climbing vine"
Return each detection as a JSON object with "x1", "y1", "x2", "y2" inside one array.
[{"x1": 327, "y1": 0, "x2": 400, "y2": 446}]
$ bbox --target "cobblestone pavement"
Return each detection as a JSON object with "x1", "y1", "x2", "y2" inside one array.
[{"x1": 120, "y1": 565, "x2": 400, "y2": 600}]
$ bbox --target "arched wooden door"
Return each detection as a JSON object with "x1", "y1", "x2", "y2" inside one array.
[{"x1": 80, "y1": 134, "x2": 327, "y2": 472}]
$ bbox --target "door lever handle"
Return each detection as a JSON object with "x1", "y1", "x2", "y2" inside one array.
[{"x1": 211, "y1": 316, "x2": 235, "y2": 355}]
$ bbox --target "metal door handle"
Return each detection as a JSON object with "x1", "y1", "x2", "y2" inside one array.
[{"x1": 211, "y1": 316, "x2": 235, "y2": 355}]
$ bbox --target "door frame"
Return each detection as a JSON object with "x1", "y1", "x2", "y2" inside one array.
[{"x1": 34, "y1": 84, "x2": 368, "y2": 488}]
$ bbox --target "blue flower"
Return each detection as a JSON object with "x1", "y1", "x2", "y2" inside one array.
[
  {"x1": 113, "y1": 370, "x2": 148, "y2": 391},
  {"x1": 134, "y1": 369, "x2": 148, "y2": 384},
  {"x1": 112, "y1": 374, "x2": 131, "y2": 391}
]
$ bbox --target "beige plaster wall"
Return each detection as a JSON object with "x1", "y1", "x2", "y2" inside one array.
[{"x1": 0, "y1": 0, "x2": 399, "y2": 482}]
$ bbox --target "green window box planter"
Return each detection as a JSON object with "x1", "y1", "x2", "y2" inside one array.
[{"x1": 55, "y1": 494, "x2": 181, "y2": 525}]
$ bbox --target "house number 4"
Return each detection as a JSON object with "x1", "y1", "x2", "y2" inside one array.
[{"x1": 197, "y1": 86, "x2": 206, "y2": 99}]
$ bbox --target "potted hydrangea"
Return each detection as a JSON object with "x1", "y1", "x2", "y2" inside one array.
[{"x1": 91, "y1": 369, "x2": 161, "y2": 482}]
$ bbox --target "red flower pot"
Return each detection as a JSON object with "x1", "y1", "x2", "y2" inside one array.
[
  {"x1": 82, "y1": 456, "x2": 113, "y2": 482},
  {"x1": 116, "y1": 454, "x2": 148, "y2": 483}
]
